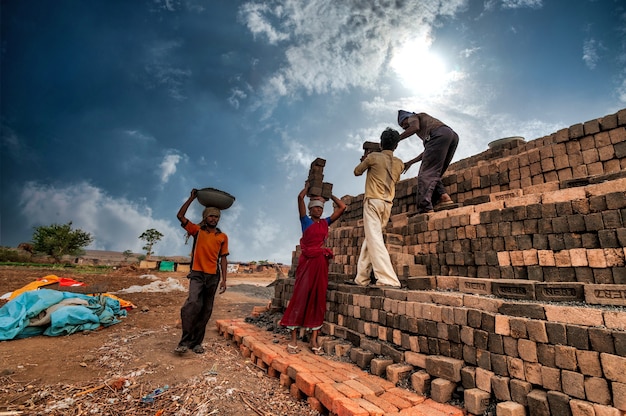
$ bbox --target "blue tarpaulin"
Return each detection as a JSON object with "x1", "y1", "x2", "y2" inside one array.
[{"x1": 0, "y1": 289, "x2": 127, "y2": 340}]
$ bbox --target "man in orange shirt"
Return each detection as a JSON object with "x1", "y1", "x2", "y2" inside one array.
[{"x1": 174, "y1": 189, "x2": 229, "y2": 354}]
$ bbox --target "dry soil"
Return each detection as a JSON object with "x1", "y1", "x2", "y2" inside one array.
[{"x1": 0, "y1": 265, "x2": 318, "y2": 416}]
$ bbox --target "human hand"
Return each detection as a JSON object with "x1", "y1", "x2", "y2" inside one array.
[
  {"x1": 219, "y1": 280, "x2": 227, "y2": 294},
  {"x1": 191, "y1": 189, "x2": 198, "y2": 198}
]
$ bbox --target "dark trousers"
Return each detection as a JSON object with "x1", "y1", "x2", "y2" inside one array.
[
  {"x1": 417, "y1": 126, "x2": 459, "y2": 213},
  {"x1": 178, "y1": 271, "x2": 220, "y2": 348}
]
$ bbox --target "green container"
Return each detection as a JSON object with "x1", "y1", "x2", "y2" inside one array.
[{"x1": 159, "y1": 261, "x2": 175, "y2": 272}]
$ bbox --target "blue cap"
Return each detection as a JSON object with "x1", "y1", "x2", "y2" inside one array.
[{"x1": 397, "y1": 110, "x2": 414, "y2": 126}]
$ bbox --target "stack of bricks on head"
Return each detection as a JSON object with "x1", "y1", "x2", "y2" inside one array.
[
  {"x1": 307, "y1": 158, "x2": 333, "y2": 200},
  {"x1": 362, "y1": 140, "x2": 381, "y2": 156}
]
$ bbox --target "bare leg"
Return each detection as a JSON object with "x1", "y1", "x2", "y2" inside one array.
[
  {"x1": 310, "y1": 329, "x2": 319, "y2": 349},
  {"x1": 287, "y1": 329, "x2": 298, "y2": 353}
]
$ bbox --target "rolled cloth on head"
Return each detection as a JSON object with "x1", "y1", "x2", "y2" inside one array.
[
  {"x1": 308, "y1": 200, "x2": 324, "y2": 209},
  {"x1": 397, "y1": 110, "x2": 415, "y2": 126},
  {"x1": 202, "y1": 207, "x2": 221, "y2": 218}
]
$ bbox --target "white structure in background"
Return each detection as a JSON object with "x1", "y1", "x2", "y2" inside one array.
[{"x1": 227, "y1": 264, "x2": 239, "y2": 274}]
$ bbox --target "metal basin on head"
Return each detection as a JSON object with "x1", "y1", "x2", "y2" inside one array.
[
  {"x1": 196, "y1": 187, "x2": 235, "y2": 209},
  {"x1": 488, "y1": 136, "x2": 525, "y2": 149}
]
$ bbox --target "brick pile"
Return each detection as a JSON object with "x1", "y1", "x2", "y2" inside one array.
[
  {"x1": 277, "y1": 108, "x2": 626, "y2": 414},
  {"x1": 273, "y1": 275, "x2": 626, "y2": 414},
  {"x1": 216, "y1": 318, "x2": 466, "y2": 416},
  {"x1": 308, "y1": 157, "x2": 333, "y2": 200}
]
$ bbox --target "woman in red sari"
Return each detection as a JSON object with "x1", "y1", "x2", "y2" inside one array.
[{"x1": 280, "y1": 183, "x2": 346, "y2": 354}]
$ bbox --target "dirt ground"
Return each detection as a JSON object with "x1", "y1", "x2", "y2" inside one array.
[{"x1": 0, "y1": 265, "x2": 319, "y2": 416}]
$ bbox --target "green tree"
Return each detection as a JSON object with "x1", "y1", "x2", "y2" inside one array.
[
  {"x1": 31, "y1": 222, "x2": 93, "y2": 263},
  {"x1": 122, "y1": 249, "x2": 133, "y2": 261},
  {"x1": 139, "y1": 229, "x2": 163, "y2": 259}
]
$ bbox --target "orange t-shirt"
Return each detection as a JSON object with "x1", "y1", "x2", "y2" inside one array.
[{"x1": 183, "y1": 222, "x2": 229, "y2": 274}]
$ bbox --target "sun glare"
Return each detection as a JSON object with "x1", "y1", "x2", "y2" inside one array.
[{"x1": 390, "y1": 39, "x2": 451, "y2": 95}]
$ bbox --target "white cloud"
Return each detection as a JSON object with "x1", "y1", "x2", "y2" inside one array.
[
  {"x1": 583, "y1": 38, "x2": 599, "y2": 69},
  {"x1": 500, "y1": 0, "x2": 542, "y2": 9},
  {"x1": 228, "y1": 88, "x2": 248, "y2": 108},
  {"x1": 158, "y1": 151, "x2": 185, "y2": 183},
  {"x1": 460, "y1": 47, "x2": 481, "y2": 58},
  {"x1": 239, "y1": 0, "x2": 466, "y2": 104},
  {"x1": 124, "y1": 129, "x2": 156, "y2": 143},
  {"x1": 18, "y1": 182, "x2": 185, "y2": 257},
  {"x1": 238, "y1": 3, "x2": 290, "y2": 44}
]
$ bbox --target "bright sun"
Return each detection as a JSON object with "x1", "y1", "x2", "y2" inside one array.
[{"x1": 390, "y1": 39, "x2": 451, "y2": 95}]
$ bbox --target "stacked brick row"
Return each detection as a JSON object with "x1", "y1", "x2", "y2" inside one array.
[
  {"x1": 293, "y1": 176, "x2": 626, "y2": 286},
  {"x1": 309, "y1": 108, "x2": 626, "y2": 287},
  {"x1": 404, "y1": 181, "x2": 626, "y2": 285},
  {"x1": 273, "y1": 279, "x2": 626, "y2": 413},
  {"x1": 332, "y1": 108, "x2": 626, "y2": 225},
  {"x1": 444, "y1": 109, "x2": 626, "y2": 206}
]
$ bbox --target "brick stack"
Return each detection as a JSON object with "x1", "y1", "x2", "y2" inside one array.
[
  {"x1": 277, "y1": 108, "x2": 626, "y2": 414},
  {"x1": 216, "y1": 318, "x2": 465, "y2": 416},
  {"x1": 307, "y1": 157, "x2": 333, "y2": 200},
  {"x1": 273, "y1": 278, "x2": 626, "y2": 414}
]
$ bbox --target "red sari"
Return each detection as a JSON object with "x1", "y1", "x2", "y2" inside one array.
[{"x1": 280, "y1": 219, "x2": 333, "y2": 329}]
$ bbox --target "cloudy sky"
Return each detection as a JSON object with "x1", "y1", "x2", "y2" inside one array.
[{"x1": 1, "y1": 0, "x2": 625, "y2": 264}]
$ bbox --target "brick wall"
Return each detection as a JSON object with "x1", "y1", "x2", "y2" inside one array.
[{"x1": 277, "y1": 108, "x2": 626, "y2": 414}]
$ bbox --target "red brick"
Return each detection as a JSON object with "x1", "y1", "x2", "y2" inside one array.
[
  {"x1": 600, "y1": 354, "x2": 626, "y2": 384},
  {"x1": 555, "y1": 345, "x2": 578, "y2": 371},
  {"x1": 541, "y1": 366, "x2": 561, "y2": 391},
  {"x1": 387, "y1": 387, "x2": 426, "y2": 406},
  {"x1": 585, "y1": 377, "x2": 611, "y2": 405},
  {"x1": 270, "y1": 356, "x2": 291, "y2": 374},
  {"x1": 576, "y1": 350, "x2": 603, "y2": 377},
  {"x1": 544, "y1": 304, "x2": 604, "y2": 326},
  {"x1": 405, "y1": 351, "x2": 428, "y2": 368},
  {"x1": 353, "y1": 398, "x2": 385, "y2": 416},
  {"x1": 430, "y1": 378, "x2": 456, "y2": 403},
  {"x1": 379, "y1": 390, "x2": 412, "y2": 409},
  {"x1": 464, "y1": 388, "x2": 491, "y2": 415},
  {"x1": 267, "y1": 366, "x2": 279, "y2": 378},
  {"x1": 570, "y1": 398, "x2": 595, "y2": 415},
  {"x1": 333, "y1": 397, "x2": 369, "y2": 416},
  {"x1": 290, "y1": 382, "x2": 304, "y2": 400},
  {"x1": 307, "y1": 396, "x2": 326, "y2": 414},
  {"x1": 296, "y1": 371, "x2": 323, "y2": 397},
  {"x1": 240, "y1": 345, "x2": 251, "y2": 358},
  {"x1": 362, "y1": 394, "x2": 400, "y2": 413},
  {"x1": 315, "y1": 382, "x2": 346, "y2": 411},
  {"x1": 476, "y1": 368, "x2": 494, "y2": 393},
  {"x1": 414, "y1": 399, "x2": 465, "y2": 416},
  {"x1": 524, "y1": 362, "x2": 542, "y2": 385},
  {"x1": 280, "y1": 373, "x2": 292, "y2": 388},
  {"x1": 286, "y1": 362, "x2": 310, "y2": 380},
  {"x1": 370, "y1": 358, "x2": 394, "y2": 377},
  {"x1": 518, "y1": 339, "x2": 538, "y2": 362},
  {"x1": 495, "y1": 401, "x2": 526, "y2": 416},
  {"x1": 425, "y1": 356, "x2": 464, "y2": 382},
  {"x1": 357, "y1": 374, "x2": 396, "y2": 393},
  {"x1": 410, "y1": 370, "x2": 431, "y2": 395},
  {"x1": 334, "y1": 382, "x2": 362, "y2": 399},
  {"x1": 562, "y1": 370, "x2": 585, "y2": 399},
  {"x1": 342, "y1": 379, "x2": 377, "y2": 397},
  {"x1": 592, "y1": 403, "x2": 624, "y2": 416},
  {"x1": 386, "y1": 363, "x2": 414, "y2": 385},
  {"x1": 613, "y1": 381, "x2": 626, "y2": 411}
]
